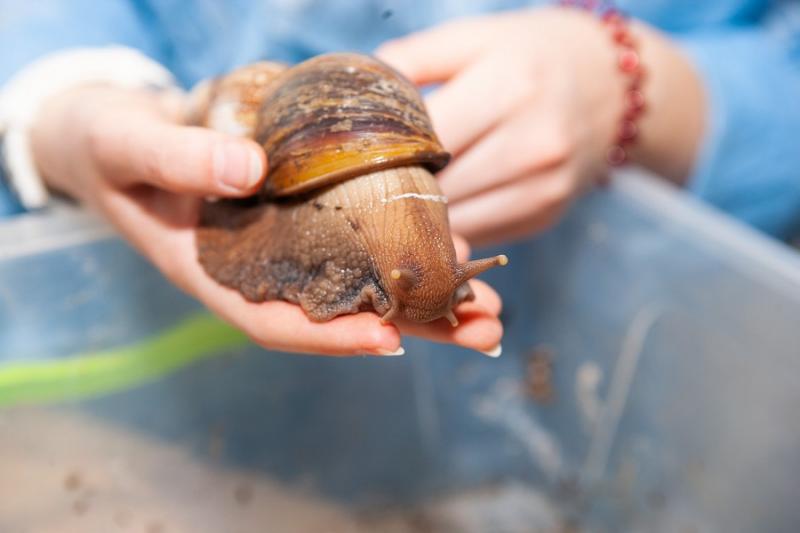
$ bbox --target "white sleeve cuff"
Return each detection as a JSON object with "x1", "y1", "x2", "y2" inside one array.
[{"x1": 0, "y1": 46, "x2": 179, "y2": 209}]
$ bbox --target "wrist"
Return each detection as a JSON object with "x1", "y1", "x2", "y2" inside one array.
[
  {"x1": 569, "y1": 11, "x2": 631, "y2": 173},
  {"x1": 538, "y1": 7, "x2": 629, "y2": 177},
  {"x1": 0, "y1": 46, "x2": 178, "y2": 210},
  {"x1": 554, "y1": 4, "x2": 705, "y2": 184},
  {"x1": 627, "y1": 24, "x2": 705, "y2": 184}
]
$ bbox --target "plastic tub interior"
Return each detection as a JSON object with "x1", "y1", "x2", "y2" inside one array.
[{"x1": 2, "y1": 170, "x2": 799, "y2": 533}]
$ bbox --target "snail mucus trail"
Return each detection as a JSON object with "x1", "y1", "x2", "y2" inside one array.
[{"x1": 192, "y1": 53, "x2": 508, "y2": 325}]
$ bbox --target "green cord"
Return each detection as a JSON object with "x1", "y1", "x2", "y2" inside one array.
[{"x1": 0, "y1": 313, "x2": 250, "y2": 407}]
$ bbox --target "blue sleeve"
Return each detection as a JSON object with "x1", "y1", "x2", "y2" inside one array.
[
  {"x1": 0, "y1": 0, "x2": 169, "y2": 216},
  {"x1": 676, "y1": 23, "x2": 800, "y2": 240},
  {"x1": 0, "y1": 0, "x2": 167, "y2": 86}
]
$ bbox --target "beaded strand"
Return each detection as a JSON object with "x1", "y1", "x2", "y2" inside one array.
[{"x1": 559, "y1": 0, "x2": 647, "y2": 166}]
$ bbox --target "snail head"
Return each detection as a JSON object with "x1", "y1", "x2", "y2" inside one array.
[{"x1": 380, "y1": 254, "x2": 508, "y2": 325}]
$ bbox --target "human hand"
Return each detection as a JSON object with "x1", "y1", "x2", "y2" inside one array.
[
  {"x1": 30, "y1": 85, "x2": 503, "y2": 356},
  {"x1": 377, "y1": 7, "x2": 704, "y2": 246}
]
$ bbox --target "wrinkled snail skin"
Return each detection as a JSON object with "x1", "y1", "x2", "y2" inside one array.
[{"x1": 193, "y1": 53, "x2": 508, "y2": 324}]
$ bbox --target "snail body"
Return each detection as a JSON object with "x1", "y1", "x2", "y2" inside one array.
[{"x1": 193, "y1": 53, "x2": 507, "y2": 324}]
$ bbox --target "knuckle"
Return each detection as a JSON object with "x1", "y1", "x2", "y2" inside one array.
[
  {"x1": 84, "y1": 115, "x2": 110, "y2": 163},
  {"x1": 141, "y1": 144, "x2": 169, "y2": 187},
  {"x1": 447, "y1": 14, "x2": 489, "y2": 35},
  {"x1": 508, "y1": 128, "x2": 536, "y2": 163},
  {"x1": 376, "y1": 35, "x2": 422, "y2": 65},
  {"x1": 516, "y1": 64, "x2": 539, "y2": 98},
  {"x1": 539, "y1": 175, "x2": 574, "y2": 212},
  {"x1": 440, "y1": 16, "x2": 474, "y2": 35},
  {"x1": 198, "y1": 136, "x2": 218, "y2": 186},
  {"x1": 180, "y1": 129, "x2": 217, "y2": 191},
  {"x1": 526, "y1": 208, "x2": 561, "y2": 235},
  {"x1": 375, "y1": 38, "x2": 402, "y2": 55},
  {"x1": 542, "y1": 121, "x2": 574, "y2": 164},
  {"x1": 510, "y1": 117, "x2": 574, "y2": 178}
]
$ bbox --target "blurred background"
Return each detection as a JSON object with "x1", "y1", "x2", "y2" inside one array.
[{"x1": 2, "y1": 1, "x2": 800, "y2": 532}]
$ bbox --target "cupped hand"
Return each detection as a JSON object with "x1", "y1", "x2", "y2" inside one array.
[
  {"x1": 377, "y1": 8, "x2": 628, "y2": 246},
  {"x1": 30, "y1": 85, "x2": 503, "y2": 356}
]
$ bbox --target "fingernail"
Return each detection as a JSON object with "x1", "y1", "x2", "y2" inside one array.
[
  {"x1": 480, "y1": 344, "x2": 502, "y2": 358},
  {"x1": 375, "y1": 346, "x2": 406, "y2": 357},
  {"x1": 213, "y1": 142, "x2": 263, "y2": 192}
]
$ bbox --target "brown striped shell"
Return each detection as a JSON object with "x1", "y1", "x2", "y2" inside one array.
[
  {"x1": 189, "y1": 54, "x2": 450, "y2": 197},
  {"x1": 254, "y1": 53, "x2": 450, "y2": 196},
  {"x1": 187, "y1": 61, "x2": 289, "y2": 138}
]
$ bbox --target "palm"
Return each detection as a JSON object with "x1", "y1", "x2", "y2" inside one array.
[
  {"x1": 105, "y1": 174, "x2": 502, "y2": 356},
  {"x1": 33, "y1": 86, "x2": 503, "y2": 356}
]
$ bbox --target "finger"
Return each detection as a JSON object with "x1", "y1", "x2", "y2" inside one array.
[
  {"x1": 437, "y1": 105, "x2": 568, "y2": 203},
  {"x1": 376, "y1": 15, "x2": 508, "y2": 85},
  {"x1": 395, "y1": 277, "x2": 503, "y2": 354},
  {"x1": 448, "y1": 168, "x2": 574, "y2": 246},
  {"x1": 470, "y1": 279, "x2": 503, "y2": 317},
  {"x1": 230, "y1": 303, "x2": 404, "y2": 357},
  {"x1": 100, "y1": 184, "x2": 505, "y2": 356},
  {"x1": 422, "y1": 51, "x2": 534, "y2": 157},
  {"x1": 89, "y1": 105, "x2": 266, "y2": 197},
  {"x1": 230, "y1": 277, "x2": 502, "y2": 356},
  {"x1": 398, "y1": 301, "x2": 503, "y2": 354},
  {"x1": 234, "y1": 255, "x2": 502, "y2": 355},
  {"x1": 452, "y1": 233, "x2": 471, "y2": 262},
  {"x1": 451, "y1": 236, "x2": 503, "y2": 314}
]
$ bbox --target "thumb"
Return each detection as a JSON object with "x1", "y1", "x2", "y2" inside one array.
[
  {"x1": 452, "y1": 233, "x2": 472, "y2": 263},
  {"x1": 89, "y1": 90, "x2": 266, "y2": 197},
  {"x1": 375, "y1": 16, "x2": 503, "y2": 85}
]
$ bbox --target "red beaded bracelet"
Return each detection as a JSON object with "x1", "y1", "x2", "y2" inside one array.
[{"x1": 559, "y1": 1, "x2": 646, "y2": 167}]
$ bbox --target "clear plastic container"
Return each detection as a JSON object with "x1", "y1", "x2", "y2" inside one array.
[{"x1": 2, "y1": 171, "x2": 799, "y2": 533}]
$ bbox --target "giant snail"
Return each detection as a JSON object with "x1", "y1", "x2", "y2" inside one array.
[{"x1": 190, "y1": 53, "x2": 507, "y2": 326}]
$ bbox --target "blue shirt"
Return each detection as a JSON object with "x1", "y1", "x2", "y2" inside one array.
[{"x1": 1, "y1": 0, "x2": 799, "y2": 239}]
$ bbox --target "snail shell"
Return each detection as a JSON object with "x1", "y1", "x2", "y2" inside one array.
[{"x1": 193, "y1": 53, "x2": 507, "y2": 324}]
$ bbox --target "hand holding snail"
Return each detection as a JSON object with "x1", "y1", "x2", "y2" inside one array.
[
  {"x1": 29, "y1": 76, "x2": 504, "y2": 356},
  {"x1": 377, "y1": 7, "x2": 705, "y2": 246},
  {"x1": 191, "y1": 54, "x2": 507, "y2": 326}
]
